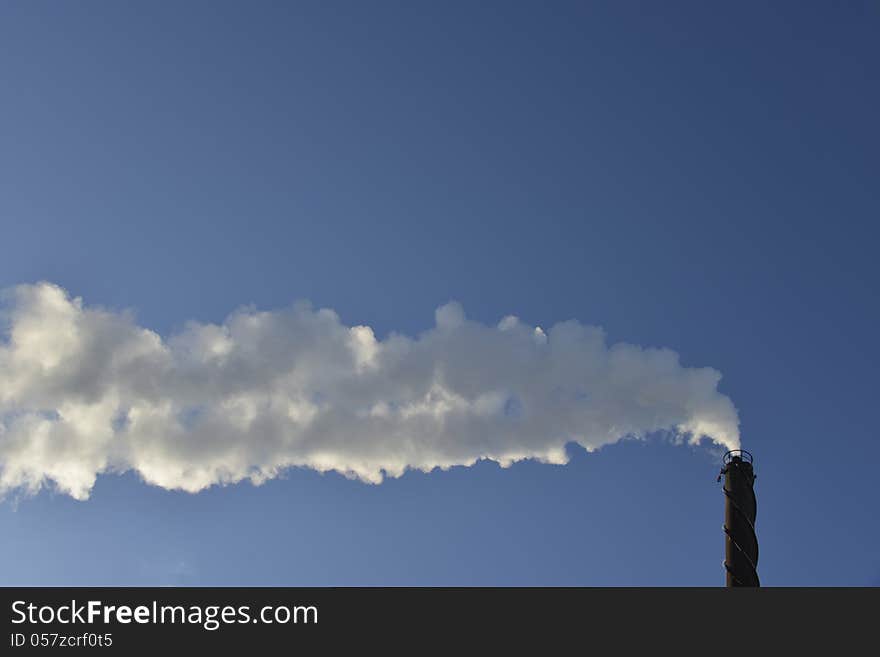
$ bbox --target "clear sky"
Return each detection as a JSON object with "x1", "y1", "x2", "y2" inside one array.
[{"x1": 1, "y1": 1, "x2": 877, "y2": 586}]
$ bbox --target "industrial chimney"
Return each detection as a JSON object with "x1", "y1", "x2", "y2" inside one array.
[{"x1": 719, "y1": 450, "x2": 759, "y2": 586}]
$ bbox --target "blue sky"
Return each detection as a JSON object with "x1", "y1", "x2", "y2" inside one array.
[{"x1": 1, "y1": 1, "x2": 877, "y2": 585}]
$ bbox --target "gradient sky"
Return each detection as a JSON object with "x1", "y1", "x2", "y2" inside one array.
[{"x1": 1, "y1": 1, "x2": 878, "y2": 586}]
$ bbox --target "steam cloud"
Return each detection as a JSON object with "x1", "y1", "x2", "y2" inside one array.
[{"x1": 0, "y1": 283, "x2": 739, "y2": 499}]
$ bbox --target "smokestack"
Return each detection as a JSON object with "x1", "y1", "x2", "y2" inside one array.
[{"x1": 719, "y1": 450, "x2": 759, "y2": 586}]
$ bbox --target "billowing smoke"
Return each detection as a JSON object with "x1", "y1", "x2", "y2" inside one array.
[{"x1": 0, "y1": 282, "x2": 739, "y2": 500}]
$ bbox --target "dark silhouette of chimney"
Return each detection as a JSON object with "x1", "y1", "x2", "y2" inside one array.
[{"x1": 719, "y1": 450, "x2": 759, "y2": 586}]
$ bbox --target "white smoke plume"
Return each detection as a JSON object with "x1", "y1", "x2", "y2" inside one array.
[{"x1": 0, "y1": 282, "x2": 739, "y2": 500}]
